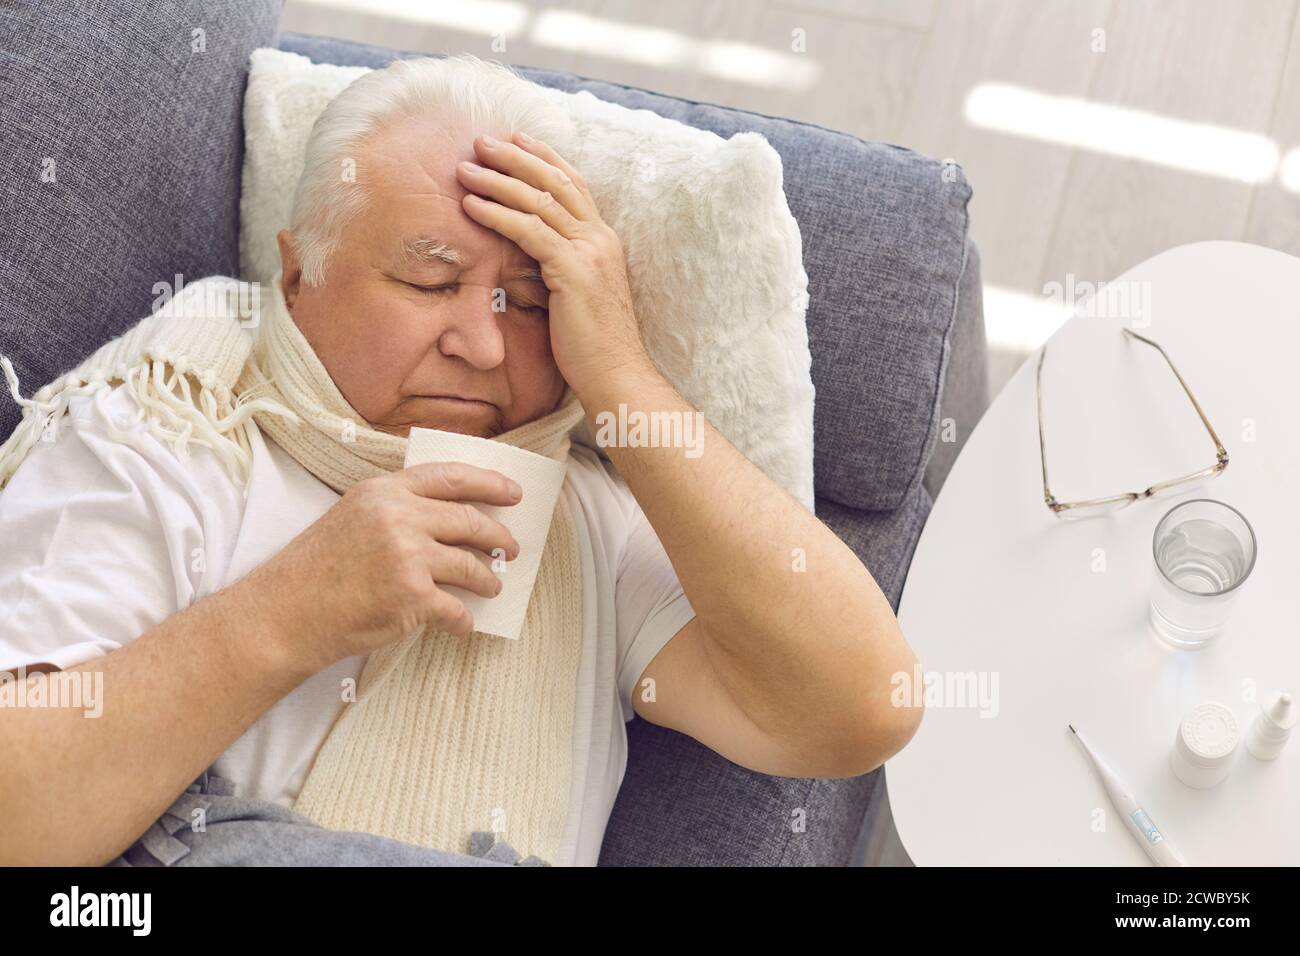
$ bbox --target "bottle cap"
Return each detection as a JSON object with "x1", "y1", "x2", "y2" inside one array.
[
  {"x1": 1171, "y1": 701, "x2": 1238, "y2": 788},
  {"x1": 1246, "y1": 691, "x2": 1297, "y2": 760}
]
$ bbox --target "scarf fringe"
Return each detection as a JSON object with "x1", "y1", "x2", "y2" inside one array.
[{"x1": 0, "y1": 353, "x2": 301, "y2": 496}]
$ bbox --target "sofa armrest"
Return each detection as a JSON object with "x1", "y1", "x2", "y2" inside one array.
[{"x1": 924, "y1": 239, "x2": 989, "y2": 500}]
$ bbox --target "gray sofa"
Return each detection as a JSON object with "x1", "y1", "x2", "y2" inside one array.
[{"x1": 0, "y1": 0, "x2": 989, "y2": 865}]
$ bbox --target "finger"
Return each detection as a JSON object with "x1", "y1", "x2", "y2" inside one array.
[
  {"x1": 474, "y1": 133, "x2": 595, "y2": 222},
  {"x1": 427, "y1": 500, "x2": 519, "y2": 561},
  {"x1": 429, "y1": 542, "x2": 503, "y2": 599},
  {"x1": 427, "y1": 587, "x2": 475, "y2": 637},
  {"x1": 400, "y1": 460, "x2": 522, "y2": 507},
  {"x1": 457, "y1": 159, "x2": 583, "y2": 239},
  {"x1": 461, "y1": 194, "x2": 566, "y2": 268},
  {"x1": 511, "y1": 131, "x2": 594, "y2": 204}
]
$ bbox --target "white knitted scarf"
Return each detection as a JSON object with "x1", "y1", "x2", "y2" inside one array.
[{"x1": 0, "y1": 275, "x2": 587, "y2": 863}]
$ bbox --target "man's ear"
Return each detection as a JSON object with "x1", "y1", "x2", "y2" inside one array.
[{"x1": 277, "y1": 229, "x2": 303, "y2": 310}]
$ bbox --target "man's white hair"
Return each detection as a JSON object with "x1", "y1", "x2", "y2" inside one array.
[{"x1": 289, "y1": 54, "x2": 578, "y2": 286}]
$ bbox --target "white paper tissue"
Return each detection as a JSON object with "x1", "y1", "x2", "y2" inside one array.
[{"x1": 404, "y1": 427, "x2": 568, "y2": 640}]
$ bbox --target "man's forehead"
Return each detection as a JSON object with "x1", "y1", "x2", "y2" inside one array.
[
  {"x1": 357, "y1": 118, "x2": 539, "y2": 277},
  {"x1": 362, "y1": 113, "x2": 477, "y2": 199}
]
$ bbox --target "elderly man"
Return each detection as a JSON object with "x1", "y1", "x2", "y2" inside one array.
[{"x1": 0, "y1": 54, "x2": 920, "y2": 866}]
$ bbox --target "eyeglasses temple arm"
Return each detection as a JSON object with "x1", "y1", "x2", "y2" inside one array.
[
  {"x1": 1122, "y1": 329, "x2": 1229, "y2": 464},
  {"x1": 1035, "y1": 347, "x2": 1055, "y2": 505}
]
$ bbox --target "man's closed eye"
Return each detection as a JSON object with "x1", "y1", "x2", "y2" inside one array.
[
  {"x1": 406, "y1": 280, "x2": 457, "y2": 296},
  {"x1": 406, "y1": 281, "x2": 545, "y2": 314}
]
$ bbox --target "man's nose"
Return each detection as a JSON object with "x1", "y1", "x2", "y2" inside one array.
[{"x1": 436, "y1": 287, "x2": 506, "y2": 370}]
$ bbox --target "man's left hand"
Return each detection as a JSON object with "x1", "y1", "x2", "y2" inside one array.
[{"x1": 455, "y1": 131, "x2": 652, "y2": 395}]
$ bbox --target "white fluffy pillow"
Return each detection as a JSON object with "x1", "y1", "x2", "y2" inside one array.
[{"x1": 240, "y1": 49, "x2": 815, "y2": 510}]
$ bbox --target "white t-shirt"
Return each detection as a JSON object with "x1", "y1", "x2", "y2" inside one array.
[{"x1": 0, "y1": 383, "x2": 696, "y2": 866}]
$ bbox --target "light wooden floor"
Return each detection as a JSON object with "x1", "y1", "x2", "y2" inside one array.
[{"x1": 280, "y1": 0, "x2": 1298, "y2": 864}]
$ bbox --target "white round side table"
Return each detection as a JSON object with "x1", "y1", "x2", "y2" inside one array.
[{"x1": 889, "y1": 241, "x2": 1300, "y2": 866}]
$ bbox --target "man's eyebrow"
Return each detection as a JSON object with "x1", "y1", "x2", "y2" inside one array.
[
  {"x1": 403, "y1": 237, "x2": 466, "y2": 267},
  {"x1": 402, "y1": 239, "x2": 541, "y2": 284}
]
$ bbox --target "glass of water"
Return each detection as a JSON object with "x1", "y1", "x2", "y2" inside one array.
[{"x1": 1149, "y1": 499, "x2": 1257, "y2": 648}]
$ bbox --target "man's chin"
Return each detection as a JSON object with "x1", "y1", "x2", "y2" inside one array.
[
  {"x1": 428, "y1": 421, "x2": 497, "y2": 439},
  {"x1": 374, "y1": 400, "x2": 502, "y2": 439}
]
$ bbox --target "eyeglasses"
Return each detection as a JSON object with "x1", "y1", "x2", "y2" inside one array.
[{"x1": 1036, "y1": 328, "x2": 1228, "y2": 520}]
